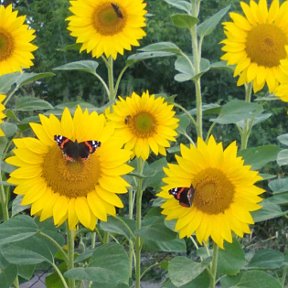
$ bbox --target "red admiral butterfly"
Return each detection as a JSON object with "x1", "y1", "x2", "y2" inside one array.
[
  {"x1": 54, "y1": 135, "x2": 101, "y2": 162},
  {"x1": 168, "y1": 185, "x2": 195, "y2": 207},
  {"x1": 111, "y1": 3, "x2": 123, "y2": 19}
]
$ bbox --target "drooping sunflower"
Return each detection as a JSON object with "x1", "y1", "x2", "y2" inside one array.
[
  {"x1": 66, "y1": 0, "x2": 147, "y2": 59},
  {"x1": 0, "y1": 5, "x2": 37, "y2": 75},
  {"x1": 107, "y1": 91, "x2": 179, "y2": 160},
  {"x1": 158, "y1": 136, "x2": 264, "y2": 248},
  {"x1": 221, "y1": 0, "x2": 288, "y2": 93},
  {"x1": 6, "y1": 107, "x2": 133, "y2": 230},
  {"x1": 0, "y1": 94, "x2": 6, "y2": 136}
]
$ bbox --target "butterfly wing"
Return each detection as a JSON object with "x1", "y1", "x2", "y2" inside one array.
[
  {"x1": 78, "y1": 140, "x2": 101, "y2": 159},
  {"x1": 168, "y1": 185, "x2": 194, "y2": 207},
  {"x1": 54, "y1": 135, "x2": 78, "y2": 161}
]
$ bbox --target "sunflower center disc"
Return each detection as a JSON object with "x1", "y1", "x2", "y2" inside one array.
[
  {"x1": 193, "y1": 168, "x2": 235, "y2": 214},
  {"x1": 93, "y1": 3, "x2": 125, "y2": 35},
  {"x1": 42, "y1": 146, "x2": 101, "y2": 198},
  {"x1": 246, "y1": 23, "x2": 287, "y2": 67},
  {"x1": 130, "y1": 111, "x2": 156, "y2": 138},
  {"x1": 0, "y1": 30, "x2": 13, "y2": 60}
]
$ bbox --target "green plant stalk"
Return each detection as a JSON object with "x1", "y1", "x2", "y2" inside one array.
[
  {"x1": 0, "y1": 183, "x2": 9, "y2": 221},
  {"x1": 67, "y1": 228, "x2": 76, "y2": 288},
  {"x1": 240, "y1": 83, "x2": 253, "y2": 150},
  {"x1": 209, "y1": 243, "x2": 219, "y2": 288},
  {"x1": 52, "y1": 262, "x2": 69, "y2": 288},
  {"x1": 135, "y1": 158, "x2": 145, "y2": 288},
  {"x1": 39, "y1": 231, "x2": 69, "y2": 264},
  {"x1": 129, "y1": 188, "x2": 135, "y2": 278},
  {"x1": 107, "y1": 56, "x2": 116, "y2": 103},
  {"x1": 190, "y1": 0, "x2": 203, "y2": 139}
]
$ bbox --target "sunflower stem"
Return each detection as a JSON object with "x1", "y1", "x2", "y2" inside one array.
[
  {"x1": 0, "y1": 181, "x2": 9, "y2": 221},
  {"x1": 209, "y1": 243, "x2": 219, "y2": 288},
  {"x1": 135, "y1": 158, "x2": 145, "y2": 288},
  {"x1": 129, "y1": 188, "x2": 135, "y2": 278},
  {"x1": 67, "y1": 228, "x2": 76, "y2": 288},
  {"x1": 106, "y1": 56, "x2": 116, "y2": 103},
  {"x1": 190, "y1": 0, "x2": 203, "y2": 139},
  {"x1": 240, "y1": 83, "x2": 253, "y2": 150},
  {"x1": 52, "y1": 261, "x2": 70, "y2": 288}
]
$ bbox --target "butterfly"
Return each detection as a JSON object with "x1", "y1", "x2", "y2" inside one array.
[
  {"x1": 111, "y1": 3, "x2": 123, "y2": 19},
  {"x1": 54, "y1": 135, "x2": 101, "y2": 161},
  {"x1": 168, "y1": 185, "x2": 195, "y2": 207}
]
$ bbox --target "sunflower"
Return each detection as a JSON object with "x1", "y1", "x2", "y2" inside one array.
[
  {"x1": 66, "y1": 0, "x2": 147, "y2": 59},
  {"x1": 0, "y1": 5, "x2": 37, "y2": 75},
  {"x1": 106, "y1": 91, "x2": 179, "y2": 160},
  {"x1": 221, "y1": 0, "x2": 288, "y2": 93},
  {"x1": 0, "y1": 94, "x2": 6, "y2": 136},
  {"x1": 6, "y1": 107, "x2": 133, "y2": 230},
  {"x1": 158, "y1": 136, "x2": 264, "y2": 248}
]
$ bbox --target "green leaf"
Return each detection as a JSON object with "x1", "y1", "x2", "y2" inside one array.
[
  {"x1": 2, "y1": 122, "x2": 18, "y2": 138},
  {"x1": 2, "y1": 235, "x2": 57, "y2": 265},
  {"x1": 168, "y1": 256, "x2": 210, "y2": 287},
  {"x1": 54, "y1": 60, "x2": 99, "y2": 75},
  {"x1": 140, "y1": 216, "x2": 178, "y2": 242},
  {"x1": 212, "y1": 99, "x2": 263, "y2": 124},
  {"x1": 221, "y1": 271, "x2": 282, "y2": 288},
  {"x1": 11, "y1": 195, "x2": 29, "y2": 217},
  {"x1": 65, "y1": 244, "x2": 129, "y2": 288},
  {"x1": 198, "y1": 5, "x2": 231, "y2": 38},
  {"x1": 174, "y1": 56, "x2": 210, "y2": 82},
  {"x1": 99, "y1": 216, "x2": 135, "y2": 240},
  {"x1": 0, "y1": 215, "x2": 38, "y2": 246},
  {"x1": 0, "y1": 264, "x2": 17, "y2": 288},
  {"x1": 143, "y1": 158, "x2": 167, "y2": 191},
  {"x1": 17, "y1": 265, "x2": 35, "y2": 281},
  {"x1": 239, "y1": 145, "x2": 280, "y2": 170},
  {"x1": 247, "y1": 249, "x2": 284, "y2": 270},
  {"x1": 253, "y1": 199, "x2": 284, "y2": 222},
  {"x1": 163, "y1": 0, "x2": 191, "y2": 13},
  {"x1": 143, "y1": 238, "x2": 186, "y2": 253},
  {"x1": 171, "y1": 14, "x2": 198, "y2": 29},
  {"x1": 127, "y1": 51, "x2": 175, "y2": 63},
  {"x1": 0, "y1": 73, "x2": 20, "y2": 93},
  {"x1": 268, "y1": 177, "x2": 288, "y2": 193},
  {"x1": 0, "y1": 72, "x2": 54, "y2": 93},
  {"x1": 277, "y1": 149, "x2": 288, "y2": 166},
  {"x1": 139, "y1": 42, "x2": 182, "y2": 54},
  {"x1": 16, "y1": 72, "x2": 55, "y2": 87},
  {"x1": 277, "y1": 133, "x2": 288, "y2": 146},
  {"x1": 14, "y1": 96, "x2": 54, "y2": 111},
  {"x1": 218, "y1": 238, "x2": 245, "y2": 276}
]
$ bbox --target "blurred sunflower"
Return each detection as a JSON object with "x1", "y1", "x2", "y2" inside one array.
[
  {"x1": 158, "y1": 136, "x2": 264, "y2": 248},
  {"x1": 221, "y1": 0, "x2": 288, "y2": 93},
  {"x1": 0, "y1": 94, "x2": 6, "y2": 136},
  {"x1": 6, "y1": 107, "x2": 132, "y2": 230},
  {"x1": 67, "y1": 0, "x2": 146, "y2": 59},
  {"x1": 0, "y1": 4, "x2": 37, "y2": 75},
  {"x1": 107, "y1": 91, "x2": 179, "y2": 160}
]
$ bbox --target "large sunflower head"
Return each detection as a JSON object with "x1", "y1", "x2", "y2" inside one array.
[
  {"x1": 6, "y1": 107, "x2": 133, "y2": 230},
  {"x1": 106, "y1": 91, "x2": 179, "y2": 160},
  {"x1": 67, "y1": 0, "x2": 147, "y2": 59},
  {"x1": 0, "y1": 5, "x2": 37, "y2": 75},
  {"x1": 0, "y1": 94, "x2": 6, "y2": 136},
  {"x1": 221, "y1": 0, "x2": 288, "y2": 93},
  {"x1": 158, "y1": 136, "x2": 264, "y2": 248}
]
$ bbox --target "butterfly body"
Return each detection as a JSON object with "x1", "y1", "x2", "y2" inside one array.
[
  {"x1": 169, "y1": 185, "x2": 195, "y2": 207},
  {"x1": 54, "y1": 135, "x2": 101, "y2": 161},
  {"x1": 111, "y1": 3, "x2": 123, "y2": 18}
]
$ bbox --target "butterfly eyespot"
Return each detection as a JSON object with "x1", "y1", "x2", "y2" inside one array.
[
  {"x1": 54, "y1": 135, "x2": 101, "y2": 162},
  {"x1": 168, "y1": 185, "x2": 195, "y2": 207}
]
